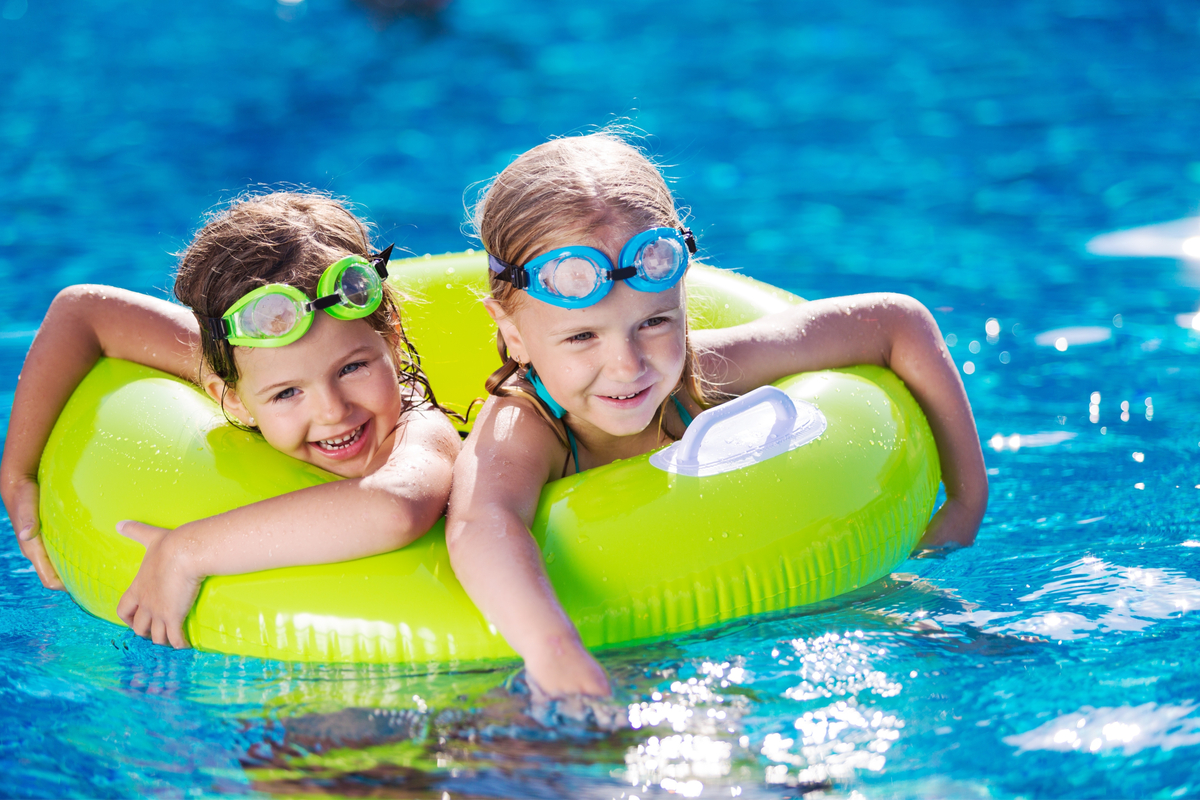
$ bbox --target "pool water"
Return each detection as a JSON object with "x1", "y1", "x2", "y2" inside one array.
[{"x1": 4, "y1": 0, "x2": 1200, "y2": 796}]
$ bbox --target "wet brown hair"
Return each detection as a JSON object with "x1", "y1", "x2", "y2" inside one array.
[
  {"x1": 173, "y1": 190, "x2": 439, "y2": 424},
  {"x1": 471, "y1": 131, "x2": 712, "y2": 437}
]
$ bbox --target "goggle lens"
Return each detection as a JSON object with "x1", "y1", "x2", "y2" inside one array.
[
  {"x1": 539, "y1": 255, "x2": 603, "y2": 299},
  {"x1": 238, "y1": 293, "x2": 301, "y2": 339},
  {"x1": 338, "y1": 264, "x2": 379, "y2": 308},
  {"x1": 634, "y1": 236, "x2": 685, "y2": 281}
]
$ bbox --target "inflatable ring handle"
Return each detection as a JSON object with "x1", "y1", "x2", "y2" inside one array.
[{"x1": 676, "y1": 385, "x2": 798, "y2": 468}]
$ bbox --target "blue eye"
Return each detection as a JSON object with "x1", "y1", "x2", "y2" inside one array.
[
  {"x1": 340, "y1": 360, "x2": 367, "y2": 376},
  {"x1": 274, "y1": 387, "x2": 297, "y2": 401}
]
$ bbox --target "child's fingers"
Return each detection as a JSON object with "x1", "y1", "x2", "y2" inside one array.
[
  {"x1": 150, "y1": 618, "x2": 168, "y2": 647},
  {"x1": 116, "y1": 589, "x2": 138, "y2": 626},
  {"x1": 166, "y1": 621, "x2": 190, "y2": 650},
  {"x1": 19, "y1": 536, "x2": 64, "y2": 590},
  {"x1": 130, "y1": 606, "x2": 153, "y2": 640},
  {"x1": 14, "y1": 483, "x2": 39, "y2": 541},
  {"x1": 584, "y1": 696, "x2": 629, "y2": 731},
  {"x1": 116, "y1": 520, "x2": 157, "y2": 546}
]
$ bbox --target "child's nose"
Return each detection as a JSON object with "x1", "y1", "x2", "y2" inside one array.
[
  {"x1": 605, "y1": 336, "x2": 647, "y2": 382},
  {"x1": 313, "y1": 386, "x2": 351, "y2": 423}
]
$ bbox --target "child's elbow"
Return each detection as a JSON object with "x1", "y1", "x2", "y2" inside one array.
[
  {"x1": 876, "y1": 294, "x2": 940, "y2": 343},
  {"x1": 374, "y1": 489, "x2": 446, "y2": 551},
  {"x1": 444, "y1": 512, "x2": 470, "y2": 562},
  {"x1": 49, "y1": 285, "x2": 93, "y2": 319},
  {"x1": 879, "y1": 293, "x2": 934, "y2": 324},
  {"x1": 444, "y1": 505, "x2": 487, "y2": 566},
  {"x1": 53, "y1": 284, "x2": 111, "y2": 309}
]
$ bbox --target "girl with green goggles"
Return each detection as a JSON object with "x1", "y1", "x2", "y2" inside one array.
[
  {"x1": 2, "y1": 191, "x2": 459, "y2": 653},
  {"x1": 205, "y1": 245, "x2": 393, "y2": 347}
]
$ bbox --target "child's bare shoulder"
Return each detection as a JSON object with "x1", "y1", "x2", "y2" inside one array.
[
  {"x1": 459, "y1": 393, "x2": 567, "y2": 480},
  {"x1": 394, "y1": 403, "x2": 462, "y2": 462}
]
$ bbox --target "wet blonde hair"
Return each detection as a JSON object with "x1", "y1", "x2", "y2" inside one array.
[
  {"x1": 471, "y1": 131, "x2": 710, "y2": 439},
  {"x1": 174, "y1": 190, "x2": 441, "y2": 426}
]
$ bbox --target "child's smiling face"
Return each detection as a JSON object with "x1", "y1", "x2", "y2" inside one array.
[
  {"x1": 490, "y1": 223, "x2": 688, "y2": 443},
  {"x1": 211, "y1": 313, "x2": 405, "y2": 478}
]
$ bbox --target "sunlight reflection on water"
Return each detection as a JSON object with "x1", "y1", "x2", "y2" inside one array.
[
  {"x1": 1006, "y1": 703, "x2": 1200, "y2": 756},
  {"x1": 939, "y1": 557, "x2": 1200, "y2": 641}
]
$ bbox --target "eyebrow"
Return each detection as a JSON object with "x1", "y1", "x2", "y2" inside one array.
[{"x1": 251, "y1": 344, "x2": 378, "y2": 396}]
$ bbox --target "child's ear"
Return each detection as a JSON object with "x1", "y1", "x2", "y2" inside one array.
[
  {"x1": 484, "y1": 298, "x2": 528, "y2": 363},
  {"x1": 201, "y1": 373, "x2": 254, "y2": 427}
]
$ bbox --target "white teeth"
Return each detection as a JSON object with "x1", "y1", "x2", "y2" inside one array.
[
  {"x1": 610, "y1": 393, "x2": 639, "y2": 400},
  {"x1": 317, "y1": 425, "x2": 363, "y2": 449}
]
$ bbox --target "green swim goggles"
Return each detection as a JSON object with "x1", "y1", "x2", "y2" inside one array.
[{"x1": 204, "y1": 245, "x2": 393, "y2": 348}]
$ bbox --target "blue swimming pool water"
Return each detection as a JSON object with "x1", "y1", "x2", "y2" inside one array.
[{"x1": 4, "y1": 0, "x2": 1200, "y2": 796}]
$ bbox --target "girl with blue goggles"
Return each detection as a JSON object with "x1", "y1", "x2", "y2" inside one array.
[{"x1": 487, "y1": 227, "x2": 697, "y2": 308}]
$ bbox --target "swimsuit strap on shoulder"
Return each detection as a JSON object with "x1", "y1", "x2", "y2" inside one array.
[
  {"x1": 564, "y1": 426, "x2": 581, "y2": 477},
  {"x1": 527, "y1": 367, "x2": 579, "y2": 475},
  {"x1": 527, "y1": 368, "x2": 566, "y2": 419},
  {"x1": 671, "y1": 393, "x2": 694, "y2": 428}
]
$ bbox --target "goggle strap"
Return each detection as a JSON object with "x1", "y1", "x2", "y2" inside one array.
[
  {"x1": 309, "y1": 294, "x2": 341, "y2": 312},
  {"x1": 204, "y1": 316, "x2": 231, "y2": 342},
  {"x1": 610, "y1": 266, "x2": 637, "y2": 281},
  {"x1": 680, "y1": 227, "x2": 697, "y2": 255},
  {"x1": 370, "y1": 244, "x2": 394, "y2": 279},
  {"x1": 488, "y1": 253, "x2": 529, "y2": 290}
]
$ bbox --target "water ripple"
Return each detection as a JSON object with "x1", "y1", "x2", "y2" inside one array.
[
  {"x1": 941, "y1": 557, "x2": 1200, "y2": 641},
  {"x1": 1005, "y1": 703, "x2": 1200, "y2": 756}
]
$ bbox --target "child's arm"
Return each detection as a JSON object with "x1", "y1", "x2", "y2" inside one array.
[
  {"x1": 0, "y1": 286, "x2": 201, "y2": 590},
  {"x1": 445, "y1": 396, "x2": 612, "y2": 698},
  {"x1": 115, "y1": 405, "x2": 459, "y2": 648},
  {"x1": 693, "y1": 292, "x2": 988, "y2": 549}
]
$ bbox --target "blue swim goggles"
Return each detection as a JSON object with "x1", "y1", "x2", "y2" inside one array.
[{"x1": 487, "y1": 227, "x2": 697, "y2": 309}]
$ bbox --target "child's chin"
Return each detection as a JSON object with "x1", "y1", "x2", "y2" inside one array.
[{"x1": 596, "y1": 413, "x2": 658, "y2": 439}]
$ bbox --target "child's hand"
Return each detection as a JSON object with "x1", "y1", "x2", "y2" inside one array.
[
  {"x1": 525, "y1": 637, "x2": 613, "y2": 698},
  {"x1": 524, "y1": 670, "x2": 628, "y2": 731},
  {"x1": 4, "y1": 478, "x2": 64, "y2": 590},
  {"x1": 115, "y1": 521, "x2": 201, "y2": 649},
  {"x1": 917, "y1": 487, "x2": 987, "y2": 551}
]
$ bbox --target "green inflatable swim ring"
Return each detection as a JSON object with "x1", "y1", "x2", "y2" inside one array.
[{"x1": 37, "y1": 253, "x2": 941, "y2": 665}]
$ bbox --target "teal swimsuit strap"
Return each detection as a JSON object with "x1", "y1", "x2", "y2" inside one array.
[
  {"x1": 671, "y1": 394, "x2": 694, "y2": 427},
  {"x1": 565, "y1": 426, "x2": 581, "y2": 477},
  {"x1": 530, "y1": 369, "x2": 691, "y2": 477},
  {"x1": 528, "y1": 367, "x2": 580, "y2": 475}
]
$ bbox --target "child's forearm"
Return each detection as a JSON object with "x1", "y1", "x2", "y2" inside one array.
[
  {"x1": 1, "y1": 287, "x2": 197, "y2": 493},
  {"x1": 448, "y1": 511, "x2": 581, "y2": 655},
  {"x1": 699, "y1": 294, "x2": 987, "y2": 545},
  {"x1": 2, "y1": 293, "x2": 106, "y2": 490},
  {"x1": 162, "y1": 465, "x2": 449, "y2": 581},
  {"x1": 446, "y1": 510, "x2": 611, "y2": 696},
  {"x1": 117, "y1": 411, "x2": 458, "y2": 648},
  {"x1": 882, "y1": 302, "x2": 988, "y2": 544}
]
